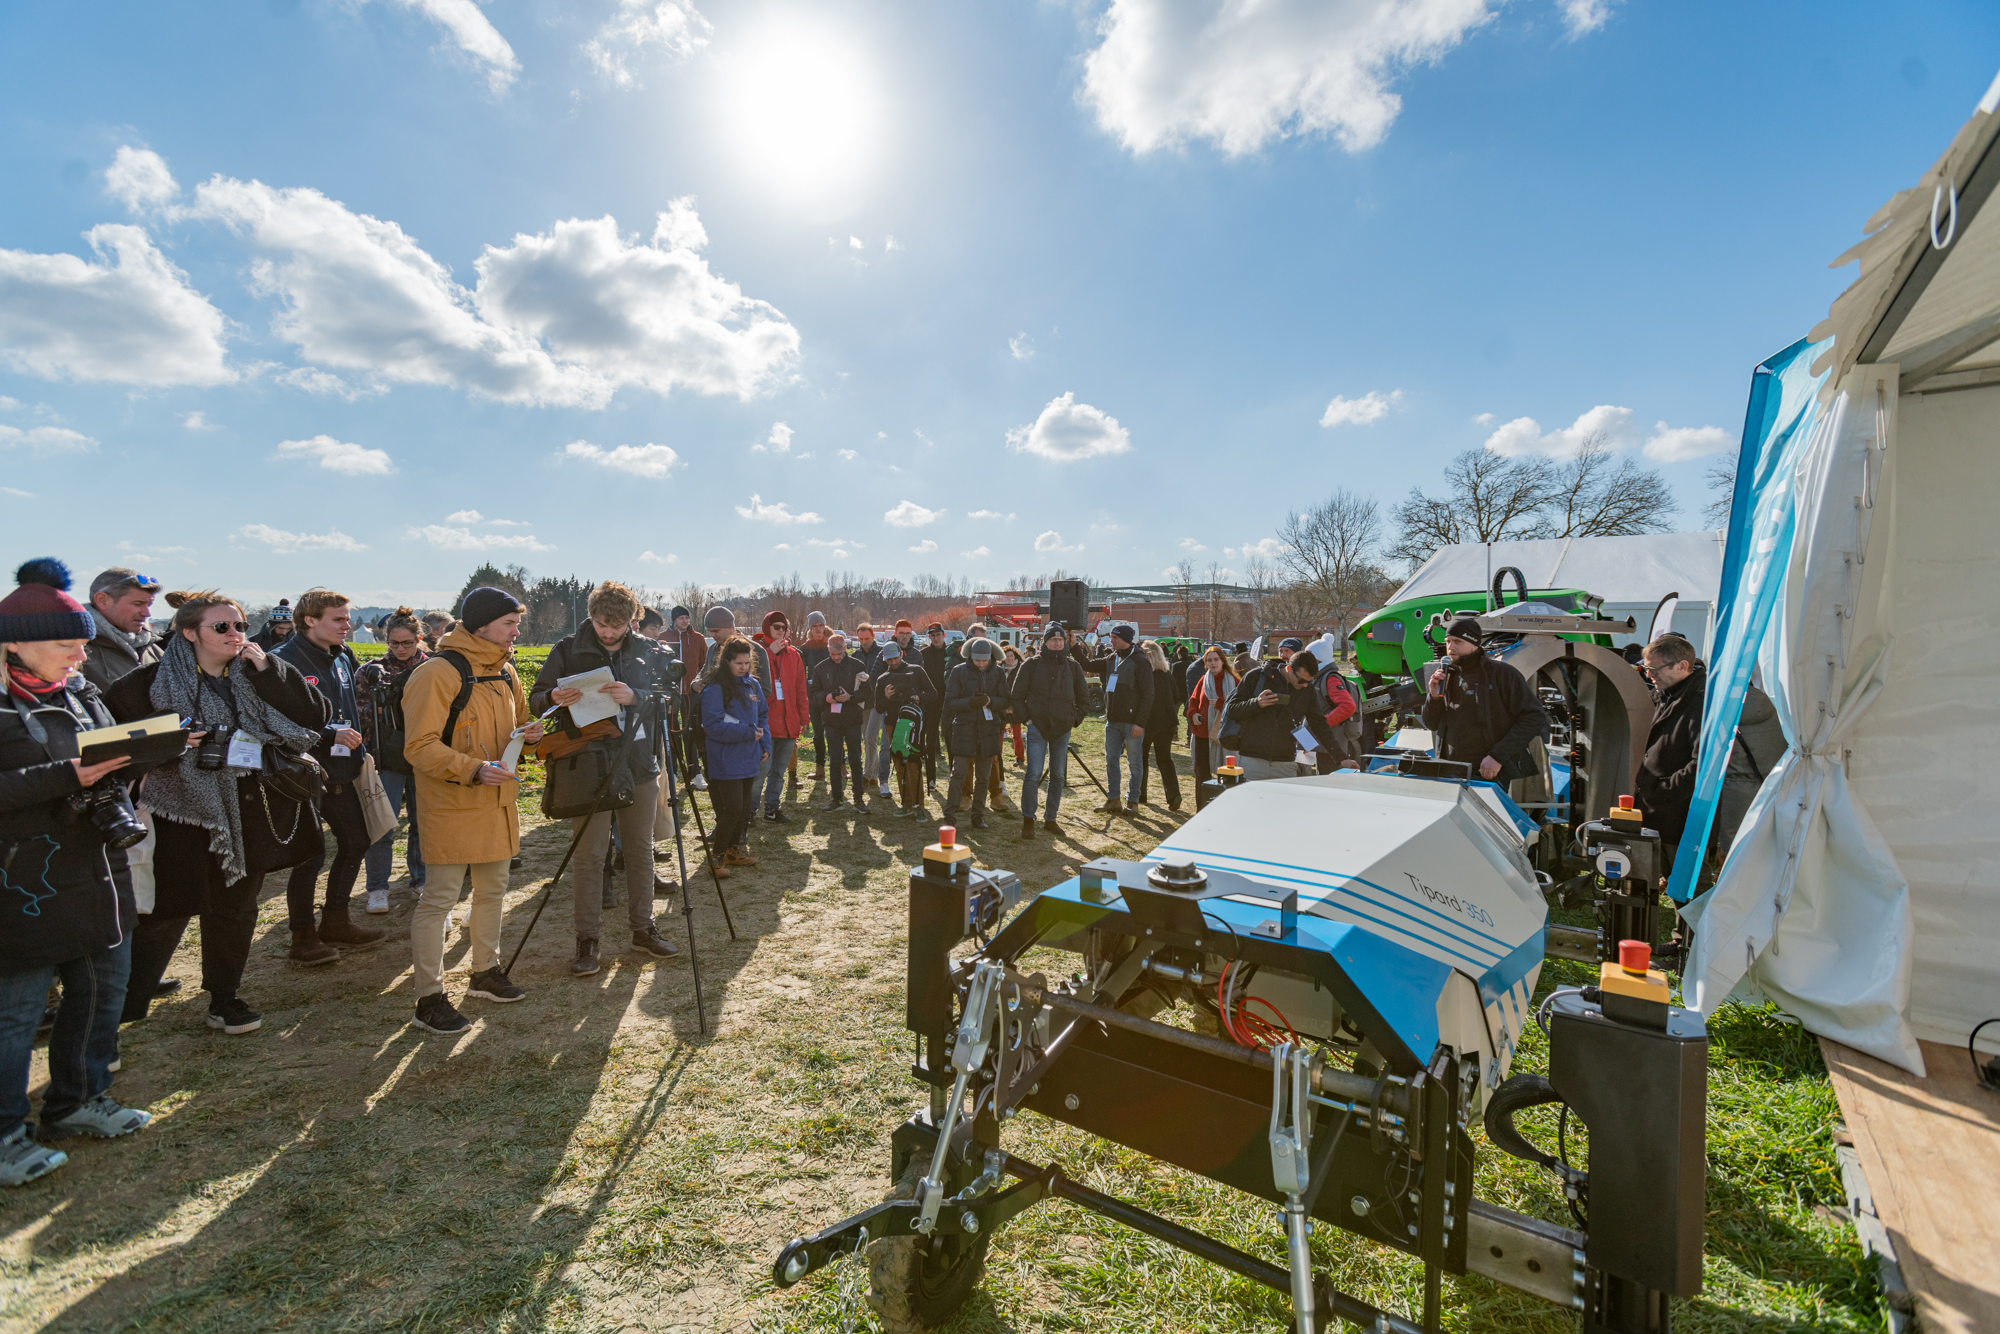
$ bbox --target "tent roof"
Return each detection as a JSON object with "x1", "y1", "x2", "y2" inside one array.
[
  {"x1": 1388, "y1": 531, "x2": 1725, "y2": 606},
  {"x1": 1812, "y1": 69, "x2": 2000, "y2": 396}
]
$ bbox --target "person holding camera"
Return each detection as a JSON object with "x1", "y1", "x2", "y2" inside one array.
[
  {"x1": 530, "y1": 582, "x2": 679, "y2": 977},
  {"x1": 698, "y1": 637, "x2": 768, "y2": 873},
  {"x1": 270, "y1": 589, "x2": 385, "y2": 954},
  {"x1": 1222, "y1": 648, "x2": 1343, "y2": 780},
  {"x1": 0, "y1": 561, "x2": 153, "y2": 1184},
  {"x1": 1009, "y1": 622, "x2": 1090, "y2": 837},
  {"x1": 79, "y1": 567, "x2": 162, "y2": 693},
  {"x1": 942, "y1": 637, "x2": 1009, "y2": 830},
  {"x1": 1419, "y1": 618, "x2": 1549, "y2": 783},
  {"x1": 809, "y1": 633, "x2": 872, "y2": 811},
  {"x1": 357, "y1": 608, "x2": 430, "y2": 913},
  {"x1": 871, "y1": 639, "x2": 936, "y2": 817},
  {"x1": 401, "y1": 588, "x2": 543, "y2": 1034},
  {"x1": 102, "y1": 589, "x2": 330, "y2": 1028}
]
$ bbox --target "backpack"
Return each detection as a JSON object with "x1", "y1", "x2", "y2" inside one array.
[
  {"x1": 891, "y1": 701, "x2": 923, "y2": 757},
  {"x1": 436, "y1": 650, "x2": 514, "y2": 750},
  {"x1": 1314, "y1": 662, "x2": 1362, "y2": 757}
]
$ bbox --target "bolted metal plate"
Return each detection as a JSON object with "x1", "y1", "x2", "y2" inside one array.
[{"x1": 1466, "y1": 1199, "x2": 1586, "y2": 1309}]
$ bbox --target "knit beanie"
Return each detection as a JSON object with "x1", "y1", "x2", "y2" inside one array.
[
  {"x1": 1042, "y1": 621, "x2": 1067, "y2": 645},
  {"x1": 762, "y1": 609, "x2": 789, "y2": 636},
  {"x1": 0, "y1": 560, "x2": 96, "y2": 643},
  {"x1": 967, "y1": 638, "x2": 996, "y2": 661},
  {"x1": 704, "y1": 606, "x2": 734, "y2": 630},
  {"x1": 1110, "y1": 624, "x2": 1136, "y2": 646},
  {"x1": 806, "y1": 610, "x2": 826, "y2": 628},
  {"x1": 1447, "y1": 617, "x2": 1484, "y2": 645},
  {"x1": 670, "y1": 604, "x2": 691, "y2": 623},
  {"x1": 268, "y1": 598, "x2": 293, "y2": 625},
  {"x1": 459, "y1": 586, "x2": 524, "y2": 634}
]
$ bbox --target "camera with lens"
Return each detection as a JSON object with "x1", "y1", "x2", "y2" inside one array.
[
  {"x1": 68, "y1": 779, "x2": 146, "y2": 850},
  {"x1": 195, "y1": 725, "x2": 236, "y2": 772}
]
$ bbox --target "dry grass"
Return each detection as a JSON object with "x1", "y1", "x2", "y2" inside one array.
[{"x1": 1, "y1": 731, "x2": 1875, "y2": 1333}]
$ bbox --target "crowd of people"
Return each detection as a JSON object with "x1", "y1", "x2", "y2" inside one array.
[{"x1": 1, "y1": 552, "x2": 1726, "y2": 1191}]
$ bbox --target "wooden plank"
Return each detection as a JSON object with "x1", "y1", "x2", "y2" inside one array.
[{"x1": 1820, "y1": 1036, "x2": 2000, "y2": 1334}]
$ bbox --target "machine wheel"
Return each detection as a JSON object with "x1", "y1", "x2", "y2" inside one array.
[{"x1": 865, "y1": 1159, "x2": 993, "y2": 1332}]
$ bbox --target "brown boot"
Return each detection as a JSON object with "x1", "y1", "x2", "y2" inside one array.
[
  {"x1": 706, "y1": 857, "x2": 732, "y2": 879},
  {"x1": 318, "y1": 905, "x2": 386, "y2": 948},
  {"x1": 288, "y1": 926, "x2": 340, "y2": 966},
  {"x1": 723, "y1": 847, "x2": 758, "y2": 867},
  {"x1": 1093, "y1": 797, "x2": 1123, "y2": 815}
]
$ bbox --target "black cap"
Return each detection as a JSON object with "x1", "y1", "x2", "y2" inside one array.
[
  {"x1": 1447, "y1": 617, "x2": 1483, "y2": 645},
  {"x1": 459, "y1": 586, "x2": 524, "y2": 634},
  {"x1": 1279, "y1": 637, "x2": 1304, "y2": 651}
]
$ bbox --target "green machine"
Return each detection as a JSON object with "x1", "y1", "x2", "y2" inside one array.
[{"x1": 1350, "y1": 567, "x2": 1616, "y2": 687}]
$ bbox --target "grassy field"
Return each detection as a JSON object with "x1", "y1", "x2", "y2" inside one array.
[{"x1": 0, "y1": 729, "x2": 1876, "y2": 1333}]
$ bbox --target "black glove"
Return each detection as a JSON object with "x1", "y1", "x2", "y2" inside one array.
[{"x1": 972, "y1": 694, "x2": 990, "y2": 708}]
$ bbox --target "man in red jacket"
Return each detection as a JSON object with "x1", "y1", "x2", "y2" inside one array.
[{"x1": 755, "y1": 611, "x2": 810, "y2": 823}]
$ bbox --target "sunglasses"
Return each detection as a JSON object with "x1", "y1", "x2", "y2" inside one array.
[{"x1": 207, "y1": 620, "x2": 251, "y2": 634}]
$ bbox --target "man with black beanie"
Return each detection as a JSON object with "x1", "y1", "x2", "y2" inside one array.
[
  {"x1": 1090, "y1": 624, "x2": 1153, "y2": 815},
  {"x1": 1010, "y1": 622, "x2": 1090, "y2": 836},
  {"x1": 942, "y1": 637, "x2": 1008, "y2": 829},
  {"x1": 919, "y1": 623, "x2": 950, "y2": 788},
  {"x1": 1420, "y1": 618, "x2": 1548, "y2": 783}
]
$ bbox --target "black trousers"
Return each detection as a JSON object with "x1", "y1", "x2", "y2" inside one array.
[
  {"x1": 1192, "y1": 739, "x2": 1215, "y2": 790},
  {"x1": 122, "y1": 874, "x2": 262, "y2": 1020},
  {"x1": 826, "y1": 727, "x2": 865, "y2": 801},
  {"x1": 1139, "y1": 732, "x2": 1183, "y2": 808},
  {"x1": 810, "y1": 706, "x2": 828, "y2": 769},
  {"x1": 287, "y1": 781, "x2": 367, "y2": 930},
  {"x1": 922, "y1": 715, "x2": 940, "y2": 784},
  {"x1": 708, "y1": 777, "x2": 755, "y2": 852}
]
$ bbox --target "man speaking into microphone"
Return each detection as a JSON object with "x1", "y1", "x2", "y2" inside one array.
[{"x1": 1420, "y1": 617, "x2": 1548, "y2": 783}]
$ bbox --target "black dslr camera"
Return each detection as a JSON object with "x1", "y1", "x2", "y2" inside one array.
[
  {"x1": 195, "y1": 725, "x2": 235, "y2": 772},
  {"x1": 69, "y1": 779, "x2": 146, "y2": 850}
]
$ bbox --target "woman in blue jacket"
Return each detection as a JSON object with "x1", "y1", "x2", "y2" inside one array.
[{"x1": 698, "y1": 637, "x2": 768, "y2": 875}]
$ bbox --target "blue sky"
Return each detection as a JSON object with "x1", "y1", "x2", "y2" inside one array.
[{"x1": 1, "y1": 0, "x2": 1994, "y2": 607}]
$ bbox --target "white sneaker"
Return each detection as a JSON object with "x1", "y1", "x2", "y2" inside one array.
[
  {"x1": 691, "y1": 773, "x2": 708, "y2": 791},
  {"x1": 47, "y1": 1094, "x2": 151, "y2": 1140},
  {"x1": 0, "y1": 1126, "x2": 66, "y2": 1187},
  {"x1": 365, "y1": 888, "x2": 390, "y2": 914},
  {"x1": 879, "y1": 783, "x2": 892, "y2": 797}
]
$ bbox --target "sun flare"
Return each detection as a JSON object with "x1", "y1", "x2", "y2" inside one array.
[{"x1": 721, "y1": 22, "x2": 883, "y2": 206}]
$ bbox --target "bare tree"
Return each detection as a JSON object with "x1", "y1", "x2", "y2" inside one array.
[
  {"x1": 1173, "y1": 558, "x2": 1196, "y2": 638},
  {"x1": 1279, "y1": 488, "x2": 1383, "y2": 642},
  {"x1": 1540, "y1": 433, "x2": 1678, "y2": 538},
  {"x1": 1388, "y1": 449, "x2": 1551, "y2": 568},
  {"x1": 1702, "y1": 454, "x2": 1737, "y2": 528}
]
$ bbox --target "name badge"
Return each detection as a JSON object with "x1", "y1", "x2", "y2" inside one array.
[
  {"x1": 983, "y1": 708, "x2": 994, "y2": 721},
  {"x1": 775, "y1": 681, "x2": 784, "y2": 701},
  {"x1": 831, "y1": 701, "x2": 843, "y2": 714},
  {"x1": 1106, "y1": 673, "x2": 1118, "y2": 692},
  {"x1": 226, "y1": 733, "x2": 264, "y2": 770},
  {"x1": 1291, "y1": 724, "x2": 1318, "y2": 751}
]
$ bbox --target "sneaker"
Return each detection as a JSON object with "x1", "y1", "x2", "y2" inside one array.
[
  {"x1": 908, "y1": 807, "x2": 930, "y2": 822},
  {"x1": 823, "y1": 798, "x2": 847, "y2": 812},
  {"x1": 46, "y1": 1094, "x2": 152, "y2": 1140},
  {"x1": 206, "y1": 996, "x2": 263, "y2": 1035},
  {"x1": 653, "y1": 849, "x2": 669, "y2": 863},
  {"x1": 654, "y1": 873, "x2": 678, "y2": 893},
  {"x1": 413, "y1": 993, "x2": 470, "y2": 1034},
  {"x1": 365, "y1": 889, "x2": 390, "y2": 914},
  {"x1": 879, "y1": 782, "x2": 893, "y2": 798},
  {"x1": 510, "y1": 856, "x2": 522, "y2": 869},
  {"x1": 632, "y1": 925, "x2": 679, "y2": 958},
  {"x1": 970, "y1": 811, "x2": 988, "y2": 830},
  {"x1": 691, "y1": 773, "x2": 708, "y2": 791},
  {"x1": 108, "y1": 1057, "x2": 121, "y2": 1073},
  {"x1": 769, "y1": 809, "x2": 791, "y2": 823},
  {"x1": 466, "y1": 968, "x2": 525, "y2": 1003},
  {"x1": 153, "y1": 977, "x2": 181, "y2": 998},
  {"x1": 571, "y1": 939, "x2": 601, "y2": 977},
  {"x1": 0, "y1": 1125, "x2": 66, "y2": 1186}
]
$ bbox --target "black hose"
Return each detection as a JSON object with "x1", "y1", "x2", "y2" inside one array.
[
  {"x1": 1491, "y1": 565, "x2": 1529, "y2": 608},
  {"x1": 1481, "y1": 1073, "x2": 1567, "y2": 1173}
]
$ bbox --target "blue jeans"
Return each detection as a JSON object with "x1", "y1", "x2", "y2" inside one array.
[
  {"x1": 363, "y1": 769, "x2": 424, "y2": 892},
  {"x1": 0, "y1": 935, "x2": 131, "y2": 1138},
  {"x1": 758, "y1": 736, "x2": 799, "y2": 814},
  {"x1": 1104, "y1": 721, "x2": 1145, "y2": 801},
  {"x1": 1022, "y1": 723, "x2": 1070, "y2": 821}
]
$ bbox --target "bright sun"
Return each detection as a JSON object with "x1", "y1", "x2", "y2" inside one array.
[{"x1": 722, "y1": 22, "x2": 883, "y2": 207}]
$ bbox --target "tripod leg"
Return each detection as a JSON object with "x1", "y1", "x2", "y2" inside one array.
[
  {"x1": 503, "y1": 785, "x2": 606, "y2": 977},
  {"x1": 1067, "y1": 744, "x2": 1108, "y2": 797},
  {"x1": 681, "y1": 758, "x2": 739, "y2": 941},
  {"x1": 659, "y1": 752, "x2": 707, "y2": 1037}
]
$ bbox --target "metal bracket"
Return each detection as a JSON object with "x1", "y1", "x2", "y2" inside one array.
[
  {"x1": 916, "y1": 960, "x2": 1003, "y2": 1236},
  {"x1": 1270, "y1": 1042, "x2": 1324, "y2": 1334}
]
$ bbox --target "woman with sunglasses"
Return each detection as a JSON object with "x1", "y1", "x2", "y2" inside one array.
[{"x1": 102, "y1": 592, "x2": 330, "y2": 1035}]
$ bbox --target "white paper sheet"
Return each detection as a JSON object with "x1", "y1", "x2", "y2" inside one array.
[{"x1": 559, "y1": 666, "x2": 620, "y2": 727}]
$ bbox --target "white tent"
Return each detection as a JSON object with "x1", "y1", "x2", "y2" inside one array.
[
  {"x1": 1388, "y1": 532, "x2": 1724, "y2": 655},
  {"x1": 1682, "y1": 70, "x2": 2000, "y2": 1074}
]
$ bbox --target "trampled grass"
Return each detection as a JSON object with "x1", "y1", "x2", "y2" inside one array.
[{"x1": 0, "y1": 730, "x2": 1876, "y2": 1333}]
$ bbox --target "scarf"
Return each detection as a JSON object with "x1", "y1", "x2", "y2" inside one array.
[{"x1": 143, "y1": 635, "x2": 323, "y2": 882}]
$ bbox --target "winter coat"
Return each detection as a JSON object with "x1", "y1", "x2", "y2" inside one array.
[
  {"x1": 670, "y1": 623, "x2": 707, "y2": 696},
  {"x1": 850, "y1": 638, "x2": 886, "y2": 684},
  {"x1": 1187, "y1": 668, "x2": 1237, "y2": 740},
  {"x1": 1727, "y1": 683, "x2": 1785, "y2": 783},
  {"x1": 801, "y1": 636, "x2": 831, "y2": 716},
  {"x1": 1419, "y1": 652, "x2": 1549, "y2": 781},
  {"x1": 0, "y1": 676, "x2": 135, "y2": 971},
  {"x1": 699, "y1": 674, "x2": 770, "y2": 781},
  {"x1": 753, "y1": 637, "x2": 811, "y2": 739},
  {"x1": 809, "y1": 654, "x2": 873, "y2": 731},
  {"x1": 79, "y1": 608, "x2": 158, "y2": 694},
  {"x1": 104, "y1": 656, "x2": 329, "y2": 911},
  {"x1": 1635, "y1": 663, "x2": 1705, "y2": 846},
  {"x1": 1147, "y1": 667, "x2": 1179, "y2": 741},
  {"x1": 919, "y1": 642, "x2": 951, "y2": 699},
  {"x1": 1010, "y1": 649, "x2": 1090, "y2": 740},
  {"x1": 402, "y1": 628, "x2": 532, "y2": 866},
  {"x1": 943, "y1": 660, "x2": 1009, "y2": 756},
  {"x1": 1094, "y1": 647, "x2": 1156, "y2": 727},
  {"x1": 872, "y1": 662, "x2": 937, "y2": 747},
  {"x1": 1223, "y1": 664, "x2": 1341, "y2": 763},
  {"x1": 529, "y1": 624, "x2": 676, "y2": 781},
  {"x1": 270, "y1": 635, "x2": 367, "y2": 782}
]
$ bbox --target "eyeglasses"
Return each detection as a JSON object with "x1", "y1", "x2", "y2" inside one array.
[{"x1": 207, "y1": 620, "x2": 250, "y2": 634}]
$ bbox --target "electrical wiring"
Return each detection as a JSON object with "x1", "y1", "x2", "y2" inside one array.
[{"x1": 1215, "y1": 961, "x2": 1299, "y2": 1050}]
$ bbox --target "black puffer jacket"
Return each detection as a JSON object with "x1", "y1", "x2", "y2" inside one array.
[
  {"x1": 1010, "y1": 648, "x2": 1090, "y2": 740},
  {"x1": 1148, "y1": 666, "x2": 1179, "y2": 742},
  {"x1": 943, "y1": 660, "x2": 1010, "y2": 755},
  {"x1": 1635, "y1": 663, "x2": 1706, "y2": 845},
  {"x1": 0, "y1": 677, "x2": 135, "y2": 971},
  {"x1": 1419, "y1": 651, "x2": 1549, "y2": 780},
  {"x1": 529, "y1": 624, "x2": 678, "y2": 781},
  {"x1": 1094, "y1": 646, "x2": 1155, "y2": 726},
  {"x1": 809, "y1": 654, "x2": 872, "y2": 732},
  {"x1": 1222, "y1": 663, "x2": 1340, "y2": 763}
]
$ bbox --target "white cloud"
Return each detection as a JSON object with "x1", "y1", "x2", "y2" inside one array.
[
  {"x1": 0, "y1": 397, "x2": 18, "y2": 412},
  {"x1": 241, "y1": 522, "x2": 367, "y2": 553},
  {"x1": 884, "y1": 500, "x2": 942, "y2": 527},
  {"x1": 885, "y1": 235, "x2": 901, "y2": 252},
  {"x1": 182, "y1": 410, "x2": 213, "y2": 430},
  {"x1": 837, "y1": 448, "x2": 858, "y2": 461},
  {"x1": 753, "y1": 421, "x2": 793, "y2": 454},
  {"x1": 1225, "y1": 537, "x2": 1286, "y2": 561},
  {"x1": 0, "y1": 223, "x2": 233, "y2": 386},
  {"x1": 275, "y1": 434, "x2": 396, "y2": 476},
  {"x1": 639, "y1": 549, "x2": 677, "y2": 564},
  {"x1": 1009, "y1": 332, "x2": 1035, "y2": 360},
  {"x1": 849, "y1": 236, "x2": 864, "y2": 250},
  {"x1": 1177, "y1": 537, "x2": 1207, "y2": 552},
  {"x1": 735, "y1": 493, "x2": 822, "y2": 524},
  {"x1": 105, "y1": 146, "x2": 177, "y2": 212},
  {"x1": 584, "y1": 0, "x2": 709, "y2": 88},
  {"x1": 187, "y1": 178, "x2": 797, "y2": 407},
  {"x1": 0, "y1": 425, "x2": 97, "y2": 454},
  {"x1": 1482, "y1": 404, "x2": 1639, "y2": 458},
  {"x1": 1472, "y1": 411, "x2": 1495, "y2": 425},
  {"x1": 2, "y1": 486, "x2": 33, "y2": 498},
  {"x1": 404, "y1": 524, "x2": 552, "y2": 552},
  {"x1": 276, "y1": 365, "x2": 379, "y2": 399},
  {"x1": 1034, "y1": 530, "x2": 1083, "y2": 555},
  {"x1": 562, "y1": 440, "x2": 681, "y2": 478},
  {"x1": 966, "y1": 509, "x2": 1013, "y2": 520},
  {"x1": 963, "y1": 545, "x2": 991, "y2": 558},
  {"x1": 1082, "y1": 0, "x2": 1498, "y2": 157},
  {"x1": 389, "y1": 0, "x2": 521, "y2": 92},
  {"x1": 446, "y1": 509, "x2": 484, "y2": 523},
  {"x1": 1643, "y1": 422, "x2": 1732, "y2": 463},
  {"x1": 1559, "y1": 0, "x2": 1614, "y2": 37},
  {"x1": 797, "y1": 537, "x2": 864, "y2": 549},
  {"x1": 1007, "y1": 392, "x2": 1133, "y2": 462},
  {"x1": 909, "y1": 539, "x2": 939, "y2": 554},
  {"x1": 1319, "y1": 388, "x2": 1402, "y2": 428}
]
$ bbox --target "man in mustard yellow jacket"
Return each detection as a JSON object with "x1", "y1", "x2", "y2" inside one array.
[{"x1": 401, "y1": 587, "x2": 542, "y2": 1034}]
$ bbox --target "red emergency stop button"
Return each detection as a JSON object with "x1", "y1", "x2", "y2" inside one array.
[
  {"x1": 1617, "y1": 795, "x2": 1635, "y2": 810},
  {"x1": 938, "y1": 826, "x2": 956, "y2": 847},
  {"x1": 1619, "y1": 939, "x2": 1651, "y2": 975}
]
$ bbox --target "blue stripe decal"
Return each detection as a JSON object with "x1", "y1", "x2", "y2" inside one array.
[
  {"x1": 1192, "y1": 862, "x2": 1499, "y2": 972},
  {"x1": 1476, "y1": 930, "x2": 1546, "y2": 1008},
  {"x1": 1166, "y1": 844, "x2": 1519, "y2": 955}
]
